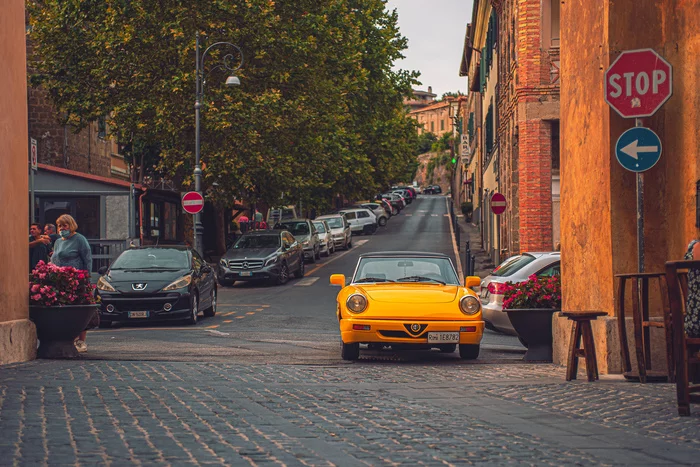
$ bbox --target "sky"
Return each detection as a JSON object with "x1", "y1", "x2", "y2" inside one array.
[{"x1": 385, "y1": 0, "x2": 474, "y2": 98}]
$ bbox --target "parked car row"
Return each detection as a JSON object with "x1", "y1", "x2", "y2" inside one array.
[{"x1": 423, "y1": 185, "x2": 442, "y2": 194}]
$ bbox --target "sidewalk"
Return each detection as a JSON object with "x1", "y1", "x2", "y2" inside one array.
[
  {"x1": 1, "y1": 360, "x2": 699, "y2": 465},
  {"x1": 456, "y1": 214, "x2": 496, "y2": 277}
]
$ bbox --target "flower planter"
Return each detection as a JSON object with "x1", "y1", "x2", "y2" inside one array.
[
  {"x1": 505, "y1": 308, "x2": 559, "y2": 362},
  {"x1": 29, "y1": 305, "x2": 98, "y2": 359}
]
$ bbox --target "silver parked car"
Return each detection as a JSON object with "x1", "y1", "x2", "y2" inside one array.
[
  {"x1": 316, "y1": 214, "x2": 352, "y2": 250},
  {"x1": 312, "y1": 219, "x2": 335, "y2": 257},
  {"x1": 275, "y1": 218, "x2": 321, "y2": 263},
  {"x1": 480, "y1": 252, "x2": 561, "y2": 336}
]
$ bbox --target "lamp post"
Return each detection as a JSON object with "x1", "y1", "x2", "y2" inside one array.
[{"x1": 194, "y1": 34, "x2": 243, "y2": 254}]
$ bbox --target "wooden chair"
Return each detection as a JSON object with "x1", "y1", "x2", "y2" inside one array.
[
  {"x1": 664, "y1": 260, "x2": 700, "y2": 416},
  {"x1": 615, "y1": 273, "x2": 674, "y2": 383},
  {"x1": 562, "y1": 311, "x2": 608, "y2": 382}
]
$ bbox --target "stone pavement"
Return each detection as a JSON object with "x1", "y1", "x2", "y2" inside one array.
[{"x1": 1, "y1": 360, "x2": 699, "y2": 466}]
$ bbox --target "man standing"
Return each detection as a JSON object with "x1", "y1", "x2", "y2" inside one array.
[
  {"x1": 29, "y1": 223, "x2": 50, "y2": 271},
  {"x1": 43, "y1": 223, "x2": 60, "y2": 246}
]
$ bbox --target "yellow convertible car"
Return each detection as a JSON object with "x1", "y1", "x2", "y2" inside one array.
[{"x1": 330, "y1": 251, "x2": 484, "y2": 361}]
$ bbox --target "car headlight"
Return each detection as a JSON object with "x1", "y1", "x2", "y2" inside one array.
[
  {"x1": 219, "y1": 258, "x2": 227, "y2": 267},
  {"x1": 460, "y1": 295, "x2": 481, "y2": 315},
  {"x1": 346, "y1": 293, "x2": 368, "y2": 313},
  {"x1": 302, "y1": 241, "x2": 310, "y2": 246},
  {"x1": 96, "y1": 276, "x2": 115, "y2": 292},
  {"x1": 264, "y1": 255, "x2": 278, "y2": 266},
  {"x1": 162, "y1": 274, "x2": 192, "y2": 291}
]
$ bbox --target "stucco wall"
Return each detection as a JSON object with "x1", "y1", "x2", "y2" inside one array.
[
  {"x1": 558, "y1": 0, "x2": 700, "y2": 373},
  {"x1": 0, "y1": 0, "x2": 36, "y2": 364},
  {"x1": 106, "y1": 195, "x2": 130, "y2": 239}
]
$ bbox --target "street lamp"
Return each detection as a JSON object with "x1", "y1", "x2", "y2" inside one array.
[{"x1": 194, "y1": 34, "x2": 243, "y2": 254}]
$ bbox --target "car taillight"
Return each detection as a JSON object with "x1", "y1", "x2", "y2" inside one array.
[{"x1": 488, "y1": 282, "x2": 506, "y2": 295}]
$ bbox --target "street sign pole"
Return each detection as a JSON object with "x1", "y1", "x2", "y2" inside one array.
[
  {"x1": 30, "y1": 138, "x2": 37, "y2": 223},
  {"x1": 635, "y1": 118, "x2": 644, "y2": 273}
]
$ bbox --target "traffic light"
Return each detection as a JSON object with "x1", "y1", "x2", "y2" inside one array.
[{"x1": 451, "y1": 157, "x2": 457, "y2": 164}]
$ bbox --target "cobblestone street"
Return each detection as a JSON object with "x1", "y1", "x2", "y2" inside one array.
[{"x1": 1, "y1": 361, "x2": 699, "y2": 466}]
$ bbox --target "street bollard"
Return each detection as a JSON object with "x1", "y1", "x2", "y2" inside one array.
[
  {"x1": 471, "y1": 255, "x2": 476, "y2": 278},
  {"x1": 465, "y1": 248, "x2": 472, "y2": 275}
]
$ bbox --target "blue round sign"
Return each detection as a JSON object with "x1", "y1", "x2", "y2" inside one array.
[{"x1": 615, "y1": 127, "x2": 662, "y2": 173}]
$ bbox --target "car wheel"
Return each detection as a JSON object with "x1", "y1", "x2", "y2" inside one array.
[
  {"x1": 98, "y1": 320, "x2": 112, "y2": 329},
  {"x1": 391, "y1": 207, "x2": 398, "y2": 216},
  {"x1": 185, "y1": 294, "x2": 199, "y2": 325},
  {"x1": 294, "y1": 258, "x2": 305, "y2": 278},
  {"x1": 203, "y1": 288, "x2": 217, "y2": 317},
  {"x1": 439, "y1": 344, "x2": 457, "y2": 353},
  {"x1": 330, "y1": 242, "x2": 335, "y2": 255},
  {"x1": 218, "y1": 278, "x2": 235, "y2": 287},
  {"x1": 308, "y1": 252, "x2": 316, "y2": 263},
  {"x1": 276, "y1": 262, "x2": 289, "y2": 285},
  {"x1": 459, "y1": 344, "x2": 480, "y2": 360},
  {"x1": 322, "y1": 245, "x2": 330, "y2": 257},
  {"x1": 341, "y1": 341, "x2": 360, "y2": 361},
  {"x1": 378, "y1": 217, "x2": 387, "y2": 227},
  {"x1": 347, "y1": 239, "x2": 352, "y2": 249},
  {"x1": 518, "y1": 337, "x2": 529, "y2": 348}
]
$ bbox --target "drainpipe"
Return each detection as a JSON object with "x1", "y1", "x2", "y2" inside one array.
[{"x1": 139, "y1": 187, "x2": 148, "y2": 246}]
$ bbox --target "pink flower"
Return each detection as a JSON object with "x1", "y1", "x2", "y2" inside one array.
[{"x1": 31, "y1": 284, "x2": 40, "y2": 293}]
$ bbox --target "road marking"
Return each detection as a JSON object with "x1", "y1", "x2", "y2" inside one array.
[
  {"x1": 236, "y1": 316, "x2": 245, "y2": 319},
  {"x1": 205, "y1": 325, "x2": 220, "y2": 329},
  {"x1": 295, "y1": 277, "x2": 320, "y2": 286},
  {"x1": 304, "y1": 239, "x2": 369, "y2": 276},
  {"x1": 404, "y1": 213, "x2": 413, "y2": 216},
  {"x1": 246, "y1": 312, "x2": 255, "y2": 315},
  {"x1": 431, "y1": 214, "x2": 439, "y2": 217},
  {"x1": 446, "y1": 197, "x2": 464, "y2": 279},
  {"x1": 223, "y1": 320, "x2": 232, "y2": 323},
  {"x1": 223, "y1": 312, "x2": 236, "y2": 316},
  {"x1": 255, "y1": 308, "x2": 264, "y2": 311}
]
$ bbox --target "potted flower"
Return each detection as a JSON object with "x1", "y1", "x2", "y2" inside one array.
[
  {"x1": 29, "y1": 261, "x2": 99, "y2": 359},
  {"x1": 502, "y1": 274, "x2": 561, "y2": 362}
]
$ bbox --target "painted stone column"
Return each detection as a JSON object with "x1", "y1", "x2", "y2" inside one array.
[
  {"x1": 556, "y1": 0, "x2": 700, "y2": 374},
  {"x1": 0, "y1": 0, "x2": 37, "y2": 364}
]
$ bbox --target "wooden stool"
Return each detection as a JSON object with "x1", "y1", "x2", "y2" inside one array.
[
  {"x1": 615, "y1": 273, "x2": 674, "y2": 383},
  {"x1": 562, "y1": 312, "x2": 607, "y2": 382}
]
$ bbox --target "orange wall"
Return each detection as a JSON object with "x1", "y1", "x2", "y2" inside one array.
[
  {"x1": 0, "y1": 0, "x2": 29, "y2": 322},
  {"x1": 562, "y1": 0, "x2": 700, "y2": 315}
]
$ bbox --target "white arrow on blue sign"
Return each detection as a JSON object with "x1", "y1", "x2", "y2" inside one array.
[{"x1": 615, "y1": 126, "x2": 662, "y2": 173}]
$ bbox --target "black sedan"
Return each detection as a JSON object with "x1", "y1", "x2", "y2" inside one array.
[
  {"x1": 217, "y1": 230, "x2": 304, "y2": 286},
  {"x1": 95, "y1": 246, "x2": 217, "y2": 327}
]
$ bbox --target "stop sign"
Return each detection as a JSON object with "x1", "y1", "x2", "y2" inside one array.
[
  {"x1": 182, "y1": 191, "x2": 205, "y2": 215},
  {"x1": 491, "y1": 192, "x2": 506, "y2": 215},
  {"x1": 604, "y1": 48, "x2": 672, "y2": 118}
]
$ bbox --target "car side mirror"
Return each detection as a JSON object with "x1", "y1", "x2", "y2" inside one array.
[
  {"x1": 465, "y1": 276, "x2": 481, "y2": 288},
  {"x1": 330, "y1": 274, "x2": 345, "y2": 287},
  {"x1": 98, "y1": 266, "x2": 108, "y2": 276}
]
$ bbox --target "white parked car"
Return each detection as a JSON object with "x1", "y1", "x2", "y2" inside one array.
[
  {"x1": 353, "y1": 203, "x2": 389, "y2": 226},
  {"x1": 312, "y1": 219, "x2": 335, "y2": 257},
  {"x1": 481, "y1": 252, "x2": 561, "y2": 336},
  {"x1": 338, "y1": 208, "x2": 378, "y2": 235},
  {"x1": 315, "y1": 214, "x2": 352, "y2": 250}
]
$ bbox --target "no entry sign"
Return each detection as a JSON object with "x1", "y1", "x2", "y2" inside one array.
[
  {"x1": 182, "y1": 191, "x2": 205, "y2": 215},
  {"x1": 491, "y1": 192, "x2": 506, "y2": 215},
  {"x1": 604, "y1": 49, "x2": 672, "y2": 118}
]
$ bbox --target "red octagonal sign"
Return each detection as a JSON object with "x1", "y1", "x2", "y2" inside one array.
[
  {"x1": 491, "y1": 192, "x2": 506, "y2": 215},
  {"x1": 182, "y1": 191, "x2": 204, "y2": 215},
  {"x1": 605, "y1": 48, "x2": 672, "y2": 118}
]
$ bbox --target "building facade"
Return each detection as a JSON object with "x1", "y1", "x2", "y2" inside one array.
[
  {"x1": 410, "y1": 100, "x2": 453, "y2": 136},
  {"x1": 493, "y1": 0, "x2": 561, "y2": 256},
  {"x1": 404, "y1": 87, "x2": 437, "y2": 112},
  {"x1": 555, "y1": 0, "x2": 700, "y2": 374}
]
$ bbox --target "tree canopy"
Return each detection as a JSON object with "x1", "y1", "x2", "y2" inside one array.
[{"x1": 28, "y1": 0, "x2": 421, "y2": 210}]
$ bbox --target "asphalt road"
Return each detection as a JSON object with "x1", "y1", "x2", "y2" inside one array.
[{"x1": 86, "y1": 195, "x2": 525, "y2": 363}]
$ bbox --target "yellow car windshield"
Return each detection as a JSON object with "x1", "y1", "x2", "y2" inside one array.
[{"x1": 353, "y1": 257, "x2": 459, "y2": 285}]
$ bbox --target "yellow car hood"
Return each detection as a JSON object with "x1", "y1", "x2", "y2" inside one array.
[{"x1": 362, "y1": 284, "x2": 459, "y2": 303}]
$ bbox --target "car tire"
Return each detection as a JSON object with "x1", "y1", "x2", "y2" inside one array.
[
  {"x1": 341, "y1": 341, "x2": 360, "y2": 361},
  {"x1": 391, "y1": 207, "x2": 399, "y2": 216},
  {"x1": 518, "y1": 337, "x2": 529, "y2": 348},
  {"x1": 378, "y1": 217, "x2": 387, "y2": 227},
  {"x1": 275, "y1": 262, "x2": 289, "y2": 285},
  {"x1": 294, "y1": 258, "x2": 305, "y2": 278},
  {"x1": 329, "y1": 243, "x2": 335, "y2": 255},
  {"x1": 218, "y1": 278, "x2": 235, "y2": 287},
  {"x1": 438, "y1": 344, "x2": 457, "y2": 353},
  {"x1": 322, "y1": 246, "x2": 330, "y2": 257},
  {"x1": 98, "y1": 320, "x2": 112, "y2": 329},
  {"x1": 203, "y1": 288, "x2": 217, "y2": 317},
  {"x1": 308, "y1": 252, "x2": 316, "y2": 263},
  {"x1": 347, "y1": 239, "x2": 352, "y2": 249},
  {"x1": 459, "y1": 344, "x2": 480, "y2": 360},
  {"x1": 185, "y1": 294, "x2": 199, "y2": 325}
]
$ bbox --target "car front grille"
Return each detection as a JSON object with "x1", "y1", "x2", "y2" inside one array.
[
  {"x1": 378, "y1": 330, "x2": 424, "y2": 339},
  {"x1": 227, "y1": 259, "x2": 264, "y2": 270}
]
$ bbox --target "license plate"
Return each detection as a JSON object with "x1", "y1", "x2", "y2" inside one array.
[
  {"x1": 239, "y1": 271, "x2": 253, "y2": 277},
  {"x1": 427, "y1": 332, "x2": 459, "y2": 343},
  {"x1": 128, "y1": 311, "x2": 149, "y2": 319}
]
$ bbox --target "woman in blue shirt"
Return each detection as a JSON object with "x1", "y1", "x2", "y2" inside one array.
[{"x1": 51, "y1": 214, "x2": 93, "y2": 352}]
